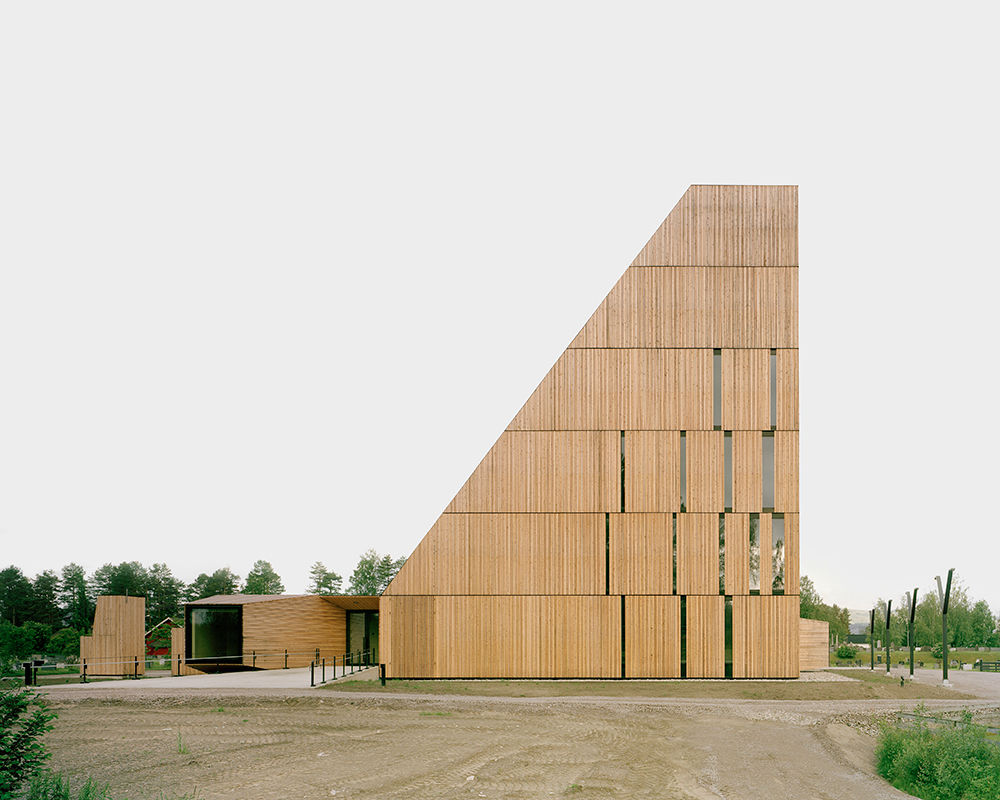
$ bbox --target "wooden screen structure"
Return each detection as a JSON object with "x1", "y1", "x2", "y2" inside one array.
[
  {"x1": 80, "y1": 595, "x2": 146, "y2": 677},
  {"x1": 383, "y1": 184, "x2": 801, "y2": 678}
]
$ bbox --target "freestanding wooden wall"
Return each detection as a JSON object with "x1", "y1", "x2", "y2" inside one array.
[
  {"x1": 80, "y1": 595, "x2": 146, "y2": 676},
  {"x1": 383, "y1": 185, "x2": 800, "y2": 678},
  {"x1": 799, "y1": 618, "x2": 830, "y2": 671}
]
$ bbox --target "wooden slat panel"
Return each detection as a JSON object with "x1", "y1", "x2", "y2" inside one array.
[
  {"x1": 631, "y1": 185, "x2": 798, "y2": 268},
  {"x1": 724, "y1": 513, "x2": 749, "y2": 595},
  {"x1": 785, "y1": 513, "x2": 800, "y2": 596},
  {"x1": 676, "y1": 513, "x2": 718, "y2": 595},
  {"x1": 762, "y1": 596, "x2": 800, "y2": 677},
  {"x1": 383, "y1": 596, "x2": 619, "y2": 678},
  {"x1": 679, "y1": 349, "x2": 713, "y2": 430},
  {"x1": 241, "y1": 596, "x2": 346, "y2": 669},
  {"x1": 686, "y1": 431, "x2": 723, "y2": 512},
  {"x1": 569, "y1": 267, "x2": 797, "y2": 349},
  {"x1": 732, "y1": 431, "x2": 762, "y2": 512},
  {"x1": 733, "y1": 595, "x2": 800, "y2": 678},
  {"x1": 776, "y1": 349, "x2": 799, "y2": 430},
  {"x1": 622, "y1": 349, "x2": 681, "y2": 430},
  {"x1": 721, "y1": 350, "x2": 769, "y2": 430},
  {"x1": 686, "y1": 595, "x2": 725, "y2": 678},
  {"x1": 386, "y1": 513, "x2": 604, "y2": 595},
  {"x1": 626, "y1": 596, "x2": 680, "y2": 677},
  {"x1": 775, "y1": 431, "x2": 799, "y2": 512},
  {"x1": 625, "y1": 431, "x2": 680, "y2": 512},
  {"x1": 759, "y1": 513, "x2": 773, "y2": 596},
  {"x1": 447, "y1": 431, "x2": 619, "y2": 512},
  {"x1": 609, "y1": 513, "x2": 673, "y2": 594},
  {"x1": 79, "y1": 596, "x2": 146, "y2": 676},
  {"x1": 799, "y1": 618, "x2": 829, "y2": 671},
  {"x1": 508, "y1": 349, "x2": 621, "y2": 430}
]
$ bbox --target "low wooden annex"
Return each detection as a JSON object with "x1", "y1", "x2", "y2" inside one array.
[
  {"x1": 80, "y1": 595, "x2": 146, "y2": 677},
  {"x1": 382, "y1": 184, "x2": 802, "y2": 678}
]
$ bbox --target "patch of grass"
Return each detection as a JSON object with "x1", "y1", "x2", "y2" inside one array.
[
  {"x1": 23, "y1": 771, "x2": 200, "y2": 799},
  {"x1": 322, "y1": 676, "x2": 971, "y2": 701},
  {"x1": 209, "y1": 707, "x2": 224, "y2": 713},
  {"x1": 176, "y1": 732, "x2": 189, "y2": 755},
  {"x1": 564, "y1": 784, "x2": 583, "y2": 794},
  {"x1": 877, "y1": 707, "x2": 1000, "y2": 800},
  {"x1": 418, "y1": 711, "x2": 451, "y2": 717}
]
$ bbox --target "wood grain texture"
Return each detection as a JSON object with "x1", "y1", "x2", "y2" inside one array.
[
  {"x1": 721, "y1": 349, "x2": 770, "y2": 430},
  {"x1": 508, "y1": 349, "x2": 621, "y2": 430},
  {"x1": 630, "y1": 185, "x2": 798, "y2": 267},
  {"x1": 775, "y1": 431, "x2": 799, "y2": 511},
  {"x1": 569, "y1": 267, "x2": 798, "y2": 349},
  {"x1": 686, "y1": 431, "x2": 724, "y2": 512},
  {"x1": 381, "y1": 595, "x2": 620, "y2": 679},
  {"x1": 686, "y1": 595, "x2": 725, "y2": 678},
  {"x1": 385, "y1": 514, "x2": 604, "y2": 596},
  {"x1": 733, "y1": 595, "x2": 800, "y2": 678},
  {"x1": 79, "y1": 596, "x2": 146, "y2": 676},
  {"x1": 732, "y1": 431, "x2": 762, "y2": 513},
  {"x1": 626, "y1": 596, "x2": 680, "y2": 678},
  {"x1": 677, "y1": 513, "x2": 719, "y2": 595},
  {"x1": 724, "y1": 513, "x2": 750, "y2": 595},
  {"x1": 240, "y1": 596, "x2": 347, "y2": 669},
  {"x1": 609, "y1": 513, "x2": 673, "y2": 594},
  {"x1": 799, "y1": 618, "x2": 829, "y2": 671},
  {"x1": 776, "y1": 349, "x2": 799, "y2": 430},
  {"x1": 625, "y1": 431, "x2": 680, "y2": 512},
  {"x1": 447, "y1": 431, "x2": 619, "y2": 512}
]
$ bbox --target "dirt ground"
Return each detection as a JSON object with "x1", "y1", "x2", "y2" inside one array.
[{"x1": 39, "y1": 683, "x2": 1000, "y2": 800}]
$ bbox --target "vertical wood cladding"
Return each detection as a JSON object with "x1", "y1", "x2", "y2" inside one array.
[
  {"x1": 385, "y1": 514, "x2": 605, "y2": 595},
  {"x1": 624, "y1": 431, "x2": 680, "y2": 512},
  {"x1": 625, "y1": 596, "x2": 681, "y2": 677},
  {"x1": 676, "y1": 514, "x2": 719, "y2": 595},
  {"x1": 381, "y1": 595, "x2": 619, "y2": 678},
  {"x1": 446, "y1": 431, "x2": 619, "y2": 513},
  {"x1": 733, "y1": 595, "x2": 800, "y2": 678},
  {"x1": 686, "y1": 595, "x2": 726, "y2": 677},
  {"x1": 609, "y1": 513, "x2": 674, "y2": 595},
  {"x1": 385, "y1": 185, "x2": 799, "y2": 679},
  {"x1": 79, "y1": 596, "x2": 146, "y2": 676}
]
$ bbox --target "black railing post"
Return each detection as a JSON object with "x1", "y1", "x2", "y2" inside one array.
[
  {"x1": 315, "y1": 648, "x2": 320, "y2": 662},
  {"x1": 284, "y1": 649, "x2": 288, "y2": 669},
  {"x1": 322, "y1": 658, "x2": 326, "y2": 684},
  {"x1": 134, "y1": 656, "x2": 139, "y2": 680},
  {"x1": 380, "y1": 663, "x2": 386, "y2": 687},
  {"x1": 252, "y1": 650, "x2": 256, "y2": 669},
  {"x1": 24, "y1": 662, "x2": 33, "y2": 687},
  {"x1": 82, "y1": 659, "x2": 87, "y2": 683},
  {"x1": 310, "y1": 661, "x2": 315, "y2": 687}
]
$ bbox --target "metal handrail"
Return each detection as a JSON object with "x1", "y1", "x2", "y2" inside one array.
[{"x1": 310, "y1": 649, "x2": 377, "y2": 687}]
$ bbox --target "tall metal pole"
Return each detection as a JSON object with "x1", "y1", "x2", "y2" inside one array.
[
  {"x1": 885, "y1": 600, "x2": 892, "y2": 674},
  {"x1": 908, "y1": 588, "x2": 918, "y2": 678},
  {"x1": 936, "y1": 569, "x2": 954, "y2": 685},
  {"x1": 869, "y1": 608, "x2": 876, "y2": 671}
]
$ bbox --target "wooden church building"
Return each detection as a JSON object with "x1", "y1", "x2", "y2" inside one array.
[{"x1": 381, "y1": 184, "x2": 803, "y2": 679}]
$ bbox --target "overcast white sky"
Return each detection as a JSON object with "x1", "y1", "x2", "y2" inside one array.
[{"x1": 2, "y1": 3, "x2": 998, "y2": 612}]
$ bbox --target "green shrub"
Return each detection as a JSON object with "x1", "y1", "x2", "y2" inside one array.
[
  {"x1": 876, "y1": 708, "x2": 1000, "y2": 800},
  {"x1": 0, "y1": 684, "x2": 57, "y2": 797},
  {"x1": 932, "y1": 642, "x2": 944, "y2": 659},
  {"x1": 835, "y1": 645, "x2": 858, "y2": 659}
]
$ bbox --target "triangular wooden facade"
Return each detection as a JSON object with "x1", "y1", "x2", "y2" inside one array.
[{"x1": 382, "y1": 185, "x2": 800, "y2": 679}]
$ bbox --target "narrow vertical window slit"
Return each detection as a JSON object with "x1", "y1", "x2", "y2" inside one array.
[
  {"x1": 679, "y1": 431, "x2": 686, "y2": 512},
  {"x1": 620, "y1": 430, "x2": 625, "y2": 513},
  {"x1": 713, "y1": 349, "x2": 722, "y2": 430},
  {"x1": 605, "y1": 513, "x2": 610, "y2": 596},
  {"x1": 723, "y1": 431, "x2": 732, "y2": 512},
  {"x1": 770, "y1": 349, "x2": 777, "y2": 430}
]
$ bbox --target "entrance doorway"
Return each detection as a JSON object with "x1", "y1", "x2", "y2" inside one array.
[{"x1": 346, "y1": 610, "x2": 378, "y2": 664}]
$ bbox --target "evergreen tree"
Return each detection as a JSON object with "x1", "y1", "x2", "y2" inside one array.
[
  {"x1": 27, "y1": 571, "x2": 61, "y2": 628},
  {"x1": 185, "y1": 568, "x2": 241, "y2": 601},
  {"x1": 89, "y1": 561, "x2": 149, "y2": 598},
  {"x1": 146, "y1": 563, "x2": 185, "y2": 625},
  {"x1": 58, "y1": 563, "x2": 93, "y2": 631},
  {"x1": 347, "y1": 549, "x2": 406, "y2": 595},
  {"x1": 0, "y1": 566, "x2": 33, "y2": 625},
  {"x1": 242, "y1": 560, "x2": 285, "y2": 595},
  {"x1": 307, "y1": 562, "x2": 342, "y2": 595}
]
